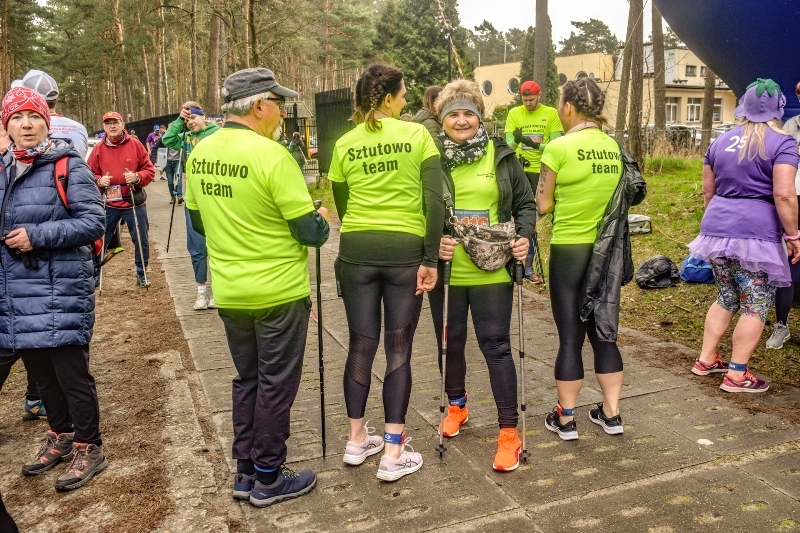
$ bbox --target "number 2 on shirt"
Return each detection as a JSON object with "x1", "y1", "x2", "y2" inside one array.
[{"x1": 724, "y1": 135, "x2": 747, "y2": 153}]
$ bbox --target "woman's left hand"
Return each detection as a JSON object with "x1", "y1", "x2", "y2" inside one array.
[
  {"x1": 510, "y1": 237, "x2": 529, "y2": 261},
  {"x1": 788, "y1": 239, "x2": 800, "y2": 264},
  {"x1": 5, "y1": 227, "x2": 32, "y2": 252}
]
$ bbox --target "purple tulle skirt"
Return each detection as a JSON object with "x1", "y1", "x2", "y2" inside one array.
[{"x1": 687, "y1": 235, "x2": 792, "y2": 287}]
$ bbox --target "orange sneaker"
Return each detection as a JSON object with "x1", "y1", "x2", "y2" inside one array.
[
  {"x1": 493, "y1": 428, "x2": 521, "y2": 472},
  {"x1": 439, "y1": 405, "x2": 469, "y2": 437}
]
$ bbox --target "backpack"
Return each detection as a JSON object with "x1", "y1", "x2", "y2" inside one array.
[
  {"x1": 680, "y1": 255, "x2": 715, "y2": 284},
  {"x1": 54, "y1": 157, "x2": 104, "y2": 260},
  {"x1": 635, "y1": 254, "x2": 680, "y2": 289}
]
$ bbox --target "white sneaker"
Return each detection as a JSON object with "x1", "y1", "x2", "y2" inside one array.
[
  {"x1": 194, "y1": 291, "x2": 209, "y2": 310},
  {"x1": 376, "y1": 437, "x2": 423, "y2": 481},
  {"x1": 766, "y1": 323, "x2": 790, "y2": 349},
  {"x1": 207, "y1": 296, "x2": 217, "y2": 309},
  {"x1": 343, "y1": 421, "x2": 385, "y2": 465}
]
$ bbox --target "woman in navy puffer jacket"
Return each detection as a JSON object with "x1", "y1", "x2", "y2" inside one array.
[{"x1": 0, "y1": 87, "x2": 107, "y2": 492}]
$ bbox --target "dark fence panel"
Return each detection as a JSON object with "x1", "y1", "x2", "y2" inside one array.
[
  {"x1": 314, "y1": 88, "x2": 353, "y2": 175},
  {"x1": 121, "y1": 113, "x2": 180, "y2": 140}
]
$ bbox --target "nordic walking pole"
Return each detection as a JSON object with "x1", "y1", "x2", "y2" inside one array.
[
  {"x1": 515, "y1": 257, "x2": 530, "y2": 462},
  {"x1": 437, "y1": 193, "x2": 456, "y2": 458},
  {"x1": 313, "y1": 199, "x2": 327, "y2": 458},
  {"x1": 128, "y1": 177, "x2": 150, "y2": 288},
  {"x1": 165, "y1": 123, "x2": 187, "y2": 253},
  {"x1": 97, "y1": 193, "x2": 107, "y2": 296}
]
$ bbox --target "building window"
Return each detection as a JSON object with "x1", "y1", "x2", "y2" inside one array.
[
  {"x1": 481, "y1": 80, "x2": 493, "y2": 96},
  {"x1": 700, "y1": 66, "x2": 707, "y2": 77},
  {"x1": 713, "y1": 98, "x2": 722, "y2": 122},
  {"x1": 666, "y1": 97, "x2": 679, "y2": 123},
  {"x1": 686, "y1": 65, "x2": 697, "y2": 77},
  {"x1": 558, "y1": 73, "x2": 567, "y2": 86},
  {"x1": 507, "y1": 78, "x2": 519, "y2": 94},
  {"x1": 576, "y1": 71, "x2": 588, "y2": 79},
  {"x1": 687, "y1": 97, "x2": 701, "y2": 122}
]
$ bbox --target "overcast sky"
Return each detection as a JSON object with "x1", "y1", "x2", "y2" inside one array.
[{"x1": 457, "y1": 0, "x2": 656, "y2": 44}]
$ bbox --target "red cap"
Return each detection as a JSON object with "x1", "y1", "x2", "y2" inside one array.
[
  {"x1": 102, "y1": 111, "x2": 123, "y2": 123},
  {"x1": 520, "y1": 81, "x2": 541, "y2": 95}
]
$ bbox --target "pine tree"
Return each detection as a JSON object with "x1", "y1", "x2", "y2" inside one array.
[{"x1": 516, "y1": 25, "x2": 559, "y2": 107}]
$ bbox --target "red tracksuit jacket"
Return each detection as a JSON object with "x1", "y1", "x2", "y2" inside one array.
[{"x1": 87, "y1": 131, "x2": 155, "y2": 208}]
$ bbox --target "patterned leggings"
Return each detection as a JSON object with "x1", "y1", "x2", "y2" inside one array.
[{"x1": 711, "y1": 258, "x2": 776, "y2": 322}]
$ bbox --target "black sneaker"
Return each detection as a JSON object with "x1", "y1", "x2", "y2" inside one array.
[
  {"x1": 55, "y1": 443, "x2": 108, "y2": 491},
  {"x1": 545, "y1": 410, "x2": 578, "y2": 441},
  {"x1": 177, "y1": 197, "x2": 184, "y2": 205},
  {"x1": 136, "y1": 273, "x2": 151, "y2": 287},
  {"x1": 589, "y1": 403, "x2": 624, "y2": 435},
  {"x1": 23, "y1": 430, "x2": 75, "y2": 476},
  {"x1": 249, "y1": 465, "x2": 316, "y2": 508},
  {"x1": 233, "y1": 472, "x2": 255, "y2": 500}
]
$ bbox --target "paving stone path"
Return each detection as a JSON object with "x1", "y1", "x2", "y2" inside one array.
[{"x1": 147, "y1": 179, "x2": 800, "y2": 532}]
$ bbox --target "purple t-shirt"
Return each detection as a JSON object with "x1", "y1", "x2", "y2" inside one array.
[{"x1": 701, "y1": 125, "x2": 799, "y2": 241}]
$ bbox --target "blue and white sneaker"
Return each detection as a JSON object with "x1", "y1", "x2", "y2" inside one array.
[
  {"x1": 232, "y1": 472, "x2": 255, "y2": 500},
  {"x1": 249, "y1": 465, "x2": 316, "y2": 507},
  {"x1": 23, "y1": 398, "x2": 47, "y2": 421}
]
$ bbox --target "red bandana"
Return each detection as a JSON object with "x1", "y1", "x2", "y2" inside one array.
[{"x1": 2, "y1": 87, "x2": 51, "y2": 131}]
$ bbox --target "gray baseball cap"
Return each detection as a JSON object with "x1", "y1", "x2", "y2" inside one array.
[
  {"x1": 222, "y1": 68, "x2": 297, "y2": 103},
  {"x1": 22, "y1": 70, "x2": 59, "y2": 101}
]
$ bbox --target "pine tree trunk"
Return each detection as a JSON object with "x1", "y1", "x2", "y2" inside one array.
[
  {"x1": 156, "y1": 7, "x2": 165, "y2": 114},
  {"x1": 249, "y1": 0, "x2": 258, "y2": 66},
  {"x1": 190, "y1": 0, "x2": 198, "y2": 98},
  {"x1": 533, "y1": 0, "x2": 548, "y2": 96},
  {"x1": 615, "y1": 1, "x2": 637, "y2": 143},
  {"x1": 627, "y1": 0, "x2": 644, "y2": 169},
  {"x1": 701, "y1": 69, "x2": 716, "y2": 152},
  {"x1": 652, "y1": 2, "x2": 666, "y2": 151},
  {"x1": 1, "y1": 0, "x2": 9, "y2": 89},
  {"x1": 142, "y1": 44, "x2": 155, "y2": 117},
  {"x1": 206, "y1": 0, "x2": 221, "y2": 113},
  {"x1": 243, "y1": 0, "x2": 250, "y2": 68}
]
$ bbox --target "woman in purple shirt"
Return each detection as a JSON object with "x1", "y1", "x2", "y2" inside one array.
[{"x1": 688, "y1": 79, "x2": 800, "y2": 393}]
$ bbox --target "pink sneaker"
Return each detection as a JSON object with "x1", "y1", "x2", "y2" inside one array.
[
  {"x1": 720, "y1": 370, "x2": 769, "y2": 393},
  {"x1": 376, "y1": 437, "x2": 423, "y2": 482},
  {"x1": 343, "y1": 421, "x2": 384, "y2": 465},
  {"x1": 691, "y1": 353, "x2": 729, "y2": 376}
]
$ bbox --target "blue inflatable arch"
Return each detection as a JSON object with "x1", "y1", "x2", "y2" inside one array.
[{"x1": 654, "y1": 0, "x2": 800, "y2": 120}]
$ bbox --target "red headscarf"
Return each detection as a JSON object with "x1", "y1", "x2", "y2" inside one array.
[{"x1": 2, "y1": 87, "x2": 51, "y2": 131}]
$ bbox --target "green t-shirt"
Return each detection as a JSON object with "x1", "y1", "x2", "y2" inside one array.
[
  {"x1": 449, "y1": 142, "x2": 511, "y2": 286},
  {"x1": 504, "y1": 104, "x2": 563, "y2": 172},
  {"x1": 184, "y1": 125, "x2": 315, "y2": 308},
  {"x1": 540, "y1": 128, "x2": 621, "y2": 244},
  {"x1": 328, "y1": 118, "x2": 440, "y2": 236}
]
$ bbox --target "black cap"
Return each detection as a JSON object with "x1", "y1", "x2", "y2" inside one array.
[{"x1": 222, "y1": 68, "x2": 298, "y2": 103}]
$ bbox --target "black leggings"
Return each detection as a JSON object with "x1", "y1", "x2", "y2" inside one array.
[
  {"x1": 429, "y1": 279, "x2": 518, "y2": 428},
  {"x1": 336, "y1": 259, "x2": 423, "y2": 424},
  {"x1": 550, "y1": 244, "x2": 623, "y2": 381}
]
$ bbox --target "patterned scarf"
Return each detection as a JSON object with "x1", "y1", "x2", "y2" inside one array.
[
  {"x1": 105, "y1": 130, "x2": 128, "y2": 146},
  {"x1": 10, "y1": 138, "x2": 52, "y2": 164},
  {"x1": 439, "y1": 124, "x2": 490, "y2": 170}
]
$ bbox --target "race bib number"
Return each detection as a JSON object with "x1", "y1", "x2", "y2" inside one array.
[
  {"x1": 521, "y1": 134, "x2": 544, "y2": 150},
  {"x1": 106, "y1": 185, "x2": 122, "y2": 201},
  {"x1": 455, "y1": 208, "x2": 490, "y2": 227}
]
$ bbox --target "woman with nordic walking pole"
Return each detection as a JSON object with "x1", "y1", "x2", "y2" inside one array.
[
  {"x1": 429, "y1": 80, "x2": 536, "y2": 472},
  {"x1": 329, "y1": 62, "x2": 443, "y2": 482},
  {"x1": 536, "y1": 78, "x2": 645, "y2": 441}
]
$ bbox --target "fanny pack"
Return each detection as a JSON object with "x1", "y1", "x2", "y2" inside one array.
[{"x1": 453, "y1": 221, "x2": 516, "y2": 272}]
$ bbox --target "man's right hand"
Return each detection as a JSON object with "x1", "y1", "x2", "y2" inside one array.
[{"x1": 97, "y1": 174, "x2": 111, "y2": 187}]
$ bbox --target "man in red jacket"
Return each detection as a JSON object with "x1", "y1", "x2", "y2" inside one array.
[{"x1": 87, "y1": 111, "x2": 155, "y2": 287}]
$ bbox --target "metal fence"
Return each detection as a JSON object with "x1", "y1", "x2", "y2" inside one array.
[
  {"x1": 314, "y1": 88, "x2": 354, "y2": 176},
  {"x1": 284, "y1": 104, "x2": 319, "y2": 174}
]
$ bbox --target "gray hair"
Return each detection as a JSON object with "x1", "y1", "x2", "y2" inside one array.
[{"x1": 220, "y1": 91, "x2": 273, "y2": 116}]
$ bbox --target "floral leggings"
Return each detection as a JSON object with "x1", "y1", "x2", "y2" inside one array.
[{"x1": 711, "y1": 258, "x2": 776, "y2": 322}]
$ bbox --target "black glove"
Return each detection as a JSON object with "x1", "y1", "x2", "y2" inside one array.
[
  {"x1": 520, "y1": 136, "x2": 540, "y2": 149},
  {"x1": 512, "y1": 128, "x2": 524, "y2": 144}
]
